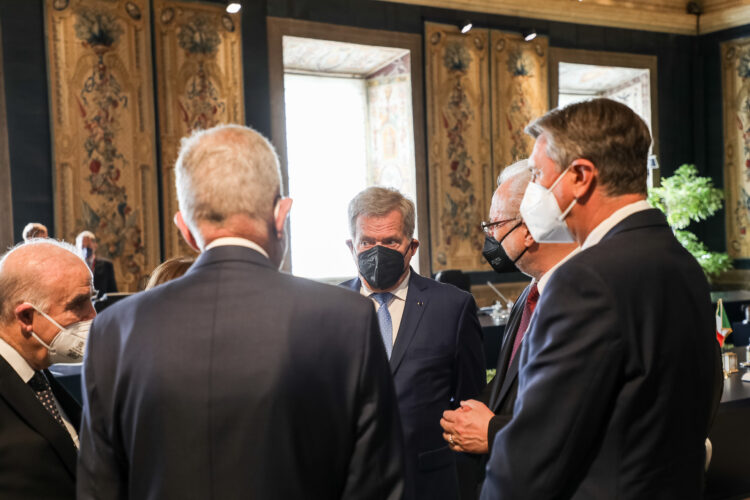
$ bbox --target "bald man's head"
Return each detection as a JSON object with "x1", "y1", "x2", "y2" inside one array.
[{"x1": 0, "y1": 240, "x2": 91, "y2": 325}]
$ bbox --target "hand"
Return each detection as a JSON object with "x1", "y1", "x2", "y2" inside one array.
[{"x1": 440, "y1": 400, "x2": 494, "y2": 454}]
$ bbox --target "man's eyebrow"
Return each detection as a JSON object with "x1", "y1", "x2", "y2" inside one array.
[{"x1": 66, "y1": 292, "x2": 94, "y2": 310}]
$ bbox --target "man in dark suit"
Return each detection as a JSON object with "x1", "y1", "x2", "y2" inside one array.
[
  {"x1": 481, "y1": 98, "x2": 723, "y2": 499},
  {"x1": 75, "y1": 231, "x2": 118, "y2": 299},
  {"x1": 440, "y1": 160, "x2": 577, "y2": 496},
  {"x1": 77, "y1": 125, "x2": 404, "y2": 500},
  {"x1": 0, "y1": 239, "x2": 96, "y2": 499},
  {"x1": 342, "y1": 186, "x2": 485, "y2": 500}
]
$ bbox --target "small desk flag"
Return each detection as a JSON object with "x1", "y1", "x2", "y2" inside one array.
[{"x1": 716, "y1": 299, "x2": 733, "y2": 347}]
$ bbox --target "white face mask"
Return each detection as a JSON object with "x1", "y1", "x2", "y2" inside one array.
[
  {"x1": 520, "y1": 165, "x2": 577, "y2": 243},
  {"x1": 27, "y1": 304, "x2": 91, "y2": 364}
]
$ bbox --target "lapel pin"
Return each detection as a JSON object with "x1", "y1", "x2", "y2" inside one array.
[{"x1": 417, "y1": 300, "x2": 423, "y2": 306}]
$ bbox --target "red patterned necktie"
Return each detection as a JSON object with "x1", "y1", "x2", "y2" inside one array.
[{"x1": 509, "y1": 283, "x2": 539, "y2": 365}]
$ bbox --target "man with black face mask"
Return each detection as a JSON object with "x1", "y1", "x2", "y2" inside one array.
[
  {"x1": 440, "y1": 159, "x2": 577, "y2": 498},
  {"x1": 74, "y1": 231, "x2": 117, "y2": 300},
  {"x1": 341, "y1": 186, "x2": 485, "y2": 500}
]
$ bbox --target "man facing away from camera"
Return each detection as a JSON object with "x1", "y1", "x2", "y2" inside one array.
[{"x1": 77, "y1": 124, "x2": 405, "y2": 500}]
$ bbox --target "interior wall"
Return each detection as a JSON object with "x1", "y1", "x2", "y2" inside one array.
[{"x1": 0, "y1": 0, "x2": 702, "y2": 259}]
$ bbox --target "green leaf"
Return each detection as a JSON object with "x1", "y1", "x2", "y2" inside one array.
[{"x1": 648, "y1": 165, "x2": 732, "y2": 277}]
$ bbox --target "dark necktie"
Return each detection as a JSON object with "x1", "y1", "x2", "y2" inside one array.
[
  {"x1": 28, "y1": 371, "x2": 66, "y2": 429},
  {"x1": 509, "y1": 283, "x2": 540, "y2": 365},
  {"x1": 372, "y1": 292, "x2": 394, "y2": 359}
]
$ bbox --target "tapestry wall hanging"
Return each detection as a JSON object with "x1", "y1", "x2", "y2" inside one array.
[
  {"x1": 425, "y1": 22, "x2": 491, "y2": 271},
  {"x1": 425, "y1": 23, "x2": 549, "y2": 272},
  {"x1": 154, "y1": 0, "x2": 244, "y2": 259},
  {"x1": 490, "y1": 30, "x2": 548, "y2": 180},
  {"x1": 722, "y1": 37, "x2": 750, "y2": 259},
  {"x1": 46, "y1": 0, "x2": 159, "y2": 291}
]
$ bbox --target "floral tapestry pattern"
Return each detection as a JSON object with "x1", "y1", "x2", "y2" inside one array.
[
  {"x1": 721, "y1": 38, "x2": 750, "y2": 258},
  {"x1": 490, "y1": 32, "x2": 548, "y2": 180},
  {"x1": 154, "y1": 0, "x2": 244, "y2": 259},
  {"x1": 46, "y1": 0, "x2": 159, "y2": 291},
  {"x1": 425, "y1": 23, "x2": 491, "y2": 271}
]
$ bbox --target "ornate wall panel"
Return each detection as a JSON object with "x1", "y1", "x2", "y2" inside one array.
[
  {"x1": 154, "y1": 0, "x2": 244, "y2": 259},
  {"x1": 490, "y1": 31, "x2": 548, "y2": 180},
  {"x1": 721, "y1": 38, "x2": 750, "y2": 259},
  {"x1": 46, "y1": 0, "x2": 159, "y2": 291},
  {"x1": 425, "y1": 22, "x2": 491, "y2": 271}
]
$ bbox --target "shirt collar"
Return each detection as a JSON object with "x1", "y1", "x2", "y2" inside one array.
[
  {"x1": 581, "y1": 200, "x2": 652, "y2": 250},
  {"x1": 0, "y1": 337, "x2": 35, "y2": 383},
  {"x1": 360, "y1": 269, "x2": 411, "y2": 301},
  {"x1": 204, "y1": 237, "x2": 269, "y2": 259}
]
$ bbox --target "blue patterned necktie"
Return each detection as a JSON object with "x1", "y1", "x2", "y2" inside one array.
[
  {"x1": 372, "y1": 292, "x2": 394, "y2": 359},
  {"x1": 28, "y1": 371, "x2": 66, "y2": 429}
]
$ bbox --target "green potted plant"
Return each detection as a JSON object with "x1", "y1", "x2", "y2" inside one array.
[{"x1": 647, "y1": 164, "x2": 733, "y2": 277}]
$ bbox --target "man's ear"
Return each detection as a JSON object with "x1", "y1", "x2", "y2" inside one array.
[
  {"x1": 274, "y1": 197, "x2": 293, "y2": 238},
  {"x1": 14, "y1": 303, "x2": 35, "y2": 333},
  {"x1": 520, "y1": 224, "x2": 536, "y2": 248},
  {"x1": 173, "y1": 212, "x2": 200, "y2": 252},
  {"x1": 569, "y1": 159, "x2": 597, "y2": 200},
  {"x1": 346, "y1": 239, "x2": 354, "y2": 253},
  {"x1": 409, "y1": 239, "x2": 420, "y2": 255}
]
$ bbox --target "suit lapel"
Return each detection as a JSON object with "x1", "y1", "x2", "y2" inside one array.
[
  {"x1": 489, "y1": 284, "x2": 530, "y2": 411},
  {"x1": 46, "y1": 369, "x2": 81, "y2": 432},
  {"x1": 389, "y1": 274, "x2": 427, "y2": 375},
  {"x1": 0, "y1": 358, "x2": 78, "y2": 477}
]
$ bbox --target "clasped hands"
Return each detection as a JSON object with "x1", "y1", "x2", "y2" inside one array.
[{"x1": 440, "y1": 399, "x2": 494, "y2": 454}]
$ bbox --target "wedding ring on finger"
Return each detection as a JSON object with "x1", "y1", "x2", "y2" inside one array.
[{"x1": 449, "y1": 434, "x2": 455, "y2": 446}]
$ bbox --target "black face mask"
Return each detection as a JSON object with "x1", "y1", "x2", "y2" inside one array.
[
  {"x1": 482, "y1": 221, "x2": 526, "y2": 273},
  {"x1": 357, "y1": 244, "x2": 408, "y2": 291},
  {"x1": 82, "y1": 247, "x2": 94, "y2": 260}
]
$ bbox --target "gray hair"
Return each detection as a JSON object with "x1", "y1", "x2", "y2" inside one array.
[
  {"x1": 525, "y1": 98, "x2": 651, "y2": 196},
  {"x1": 348, "y1": 187, "x2": 415, "y2": 239},
  {"x1": 0, "y1": 239, "x2": 85, "y2": 324},
  {"x1": 497, "y1": 159, "x2": 532, "y2": 219},
  {"x1": 175, "y1": 124, "x2": 282, "y2": 235},
  {"x1": 22, "y1": 223, "x2": 48, "y2": 241},
  {"x1": 75, "y1": 230, "x2": 96, "y2": 249}
]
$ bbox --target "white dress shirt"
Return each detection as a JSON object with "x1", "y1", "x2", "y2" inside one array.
[
  {"x1": 581, "y1": 200, "x2": 652, "y2": 250},
  {"x1": 359, "y1": 270, "x2": 411, "y2": 345},
  {"x1": 0, "y1": 338, "x2": 79, "y2": 447},
  {"x1": 205, "y1": 237, "x2": 269, "y2": 258}
]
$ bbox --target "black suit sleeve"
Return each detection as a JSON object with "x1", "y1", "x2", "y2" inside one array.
[
  {"x1": 77, "y1": 319, "x2": 126, "y2": 500},
  {"x1": 481, "y1": 263, "x2": 622, "y2": 500},
  {"x1": 342, "y1": 307, "x2": 405, "y2": 500},
  {"x1": 452, "y1": 295, "x2": 486, "y2": 404},
  {"x1": 486, "y1": 414, "x2": 511, "y2": 454}
]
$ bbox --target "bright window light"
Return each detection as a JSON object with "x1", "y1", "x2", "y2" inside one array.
[
  {"x1": 226, "y1": 2, "x2": 241, "y2": 14},
  {"x1": 284, "y1": 74, "x2": 369, "y2": 280}
]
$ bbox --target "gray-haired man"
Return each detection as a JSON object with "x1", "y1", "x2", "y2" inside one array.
[
  {"x1": 341, "y1": 186, "x2": 485, "y2": 500},
  {"x1": 78, "y1": 125, "x2": 405, "y2": 500}
]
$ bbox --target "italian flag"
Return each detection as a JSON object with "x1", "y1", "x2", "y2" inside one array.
[{"x1": 716, "y1": 299, "x2": 733, "y2": 347}]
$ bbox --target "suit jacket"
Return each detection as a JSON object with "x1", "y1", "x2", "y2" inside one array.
[
  {"x1": 482, "y1": 209, "x2": 724, "y2": 500},
  {"x1": 92, "y1": 258, "x2": 118, "y2": 298},
  {"x1": 0, "y1": 357, "x2": 80, "y2": 499},
  {"x1": 78, "y1": 245, "x2": 404, "y2": 500},
  {"x1": 342, "y1": 271, "x2": 485, "y2": 500},
  {"x1": 480, "y1": 283, "x2": 532, "y2": 447}
]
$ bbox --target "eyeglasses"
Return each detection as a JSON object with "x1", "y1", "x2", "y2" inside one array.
[{"x1": 480, "y1": 218, "x2": 519, "y2": 235}]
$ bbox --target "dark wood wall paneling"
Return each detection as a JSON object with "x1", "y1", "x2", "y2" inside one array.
[
  {"x1": 0, "y1": 0, "x2": 53, "y2": 242},
  {"x1": 0, "y1": 0, "x2": 720, "y2": 261}
]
